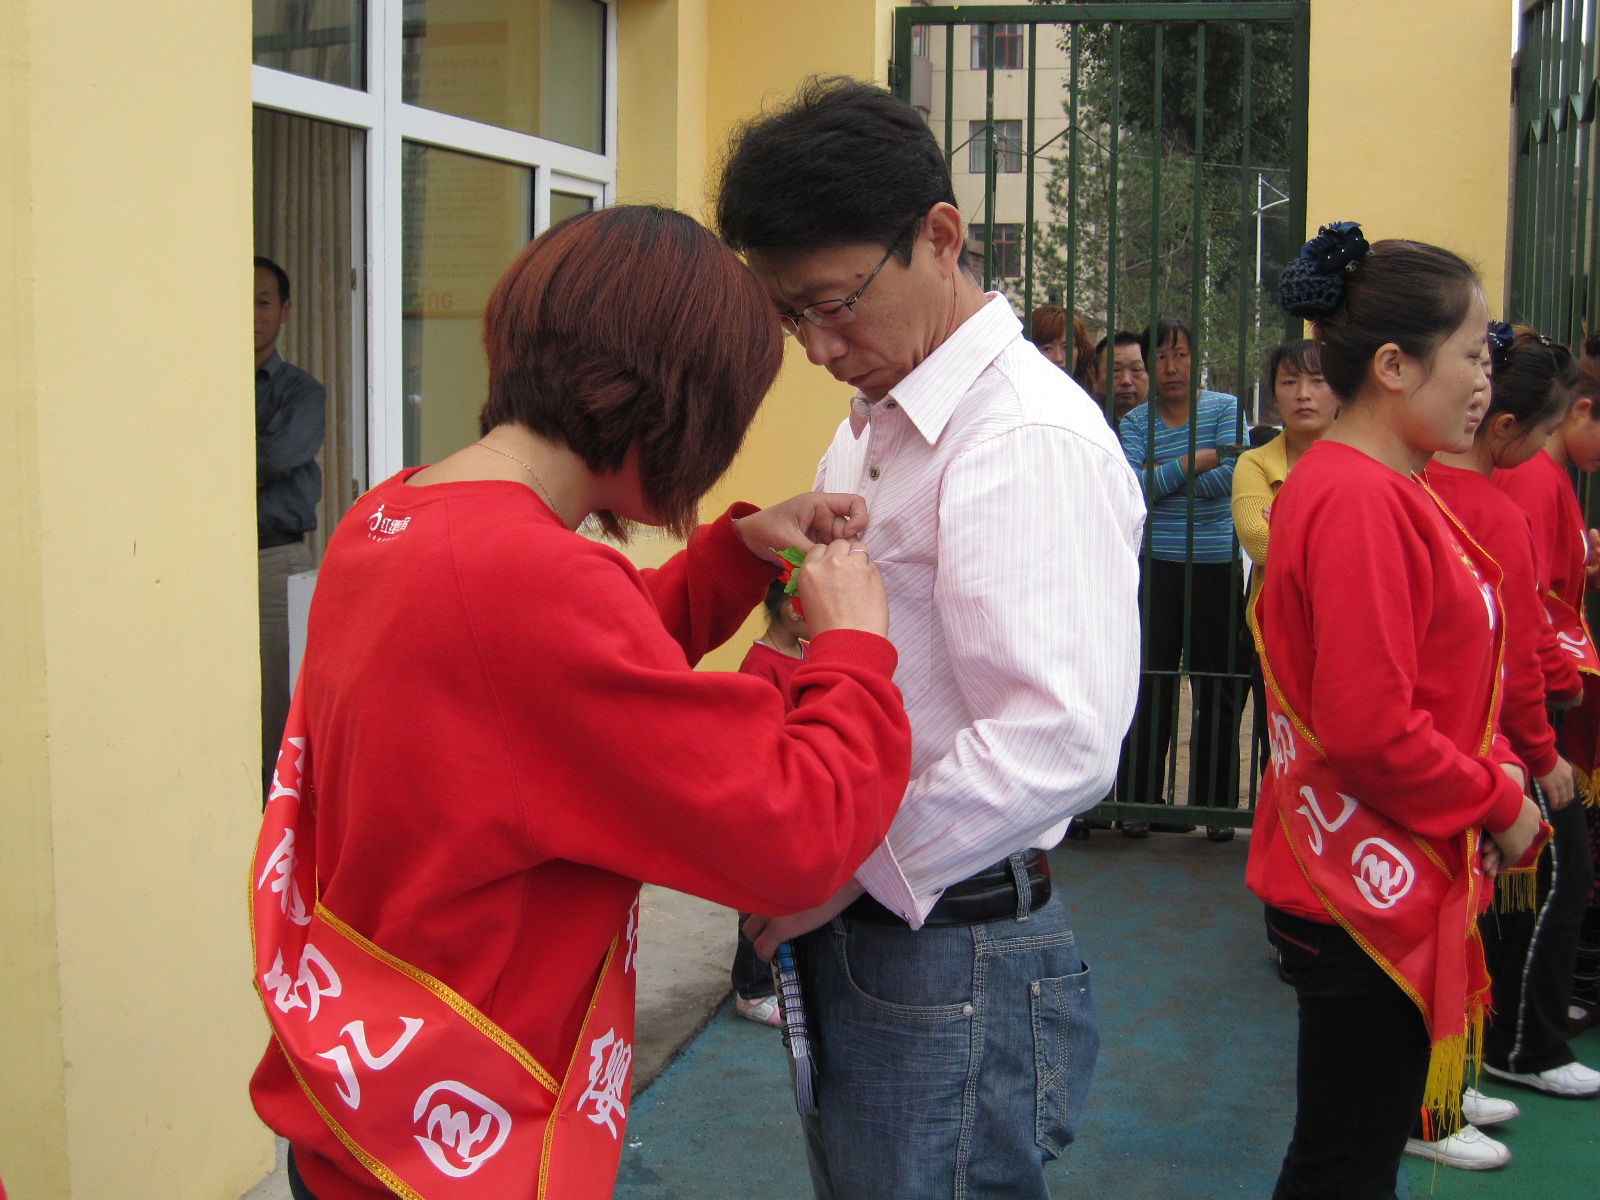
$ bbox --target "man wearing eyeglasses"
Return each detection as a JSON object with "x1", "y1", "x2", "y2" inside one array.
[{"x1": 720, "y1": 78, "x2": 1145, "y2": 1200}]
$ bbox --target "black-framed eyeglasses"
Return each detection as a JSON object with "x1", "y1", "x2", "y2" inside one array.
[{"x1": 777, "y1": 218, "x2": 921, "y2": 338}]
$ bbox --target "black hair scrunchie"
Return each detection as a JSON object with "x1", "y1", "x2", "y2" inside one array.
[
  {"x1": 1278, "y1": 221, "x2": 1371, "y2": 318},
  {"x1": 1488, "y1": 321, "x2": 1516, "y2": 373}
]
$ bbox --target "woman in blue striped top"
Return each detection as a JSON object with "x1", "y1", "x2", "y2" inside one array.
[{"x1": 1116, "y1": 318, "x2": 1248, "y2": 839}]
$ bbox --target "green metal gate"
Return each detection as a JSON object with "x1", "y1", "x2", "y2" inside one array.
[
  {"x1": 1510, "y1": 0, "x2": 1600, "y2": 610},
  {"x1": 892, "y1": 3, "x2": 1310, "y2": 829},
  {"x1": 1509, "y1": 0, "x2": 1599, "y2": 348}
]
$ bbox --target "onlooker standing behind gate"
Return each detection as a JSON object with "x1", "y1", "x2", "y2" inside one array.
[
  {"x1": 1116, "y1": 317, "x2": 1247, "y2": 840},
  {"x1": 254, "y1": 255, "x2": 324, "y2": 796}
]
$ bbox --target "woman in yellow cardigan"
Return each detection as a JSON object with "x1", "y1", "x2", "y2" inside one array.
[
  {"x1": 1235, "y1": 340, "x2": 1338, "y2": 787},
  {"x1": 1234, "y1": 339, "x2": 1339, "y2": 630}
]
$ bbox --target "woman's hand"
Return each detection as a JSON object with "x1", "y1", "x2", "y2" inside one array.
[
  {"x1": 1537, "y1": 757, "x2": 1577, "y2": 811},
  {"x1": 1485, "y1": 795, "x2": 1545, "y2": 869},
  {"x1": 743, "y1": 880, "x2": 865, "y2": 961},
  {"x1": 1586, "y1": 528, "x2": 1600, "y2": 577},
  {"x1": 795, "y1": 540, "x2": 889, "y2": 637},
  {"x1": 1480, "y1": 838, "x2": 1504, "y2": 880},
  {"x1": 1189, "y1": 448, "x2": 1222, "y2": 475},
  {"x1": 735, "y1": 492, "x2": 868, "y2": 563}
]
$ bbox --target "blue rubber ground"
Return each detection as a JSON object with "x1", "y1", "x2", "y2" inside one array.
[{"x1": 616, "y1": 829, "x2": 1326, "y2": 1198}]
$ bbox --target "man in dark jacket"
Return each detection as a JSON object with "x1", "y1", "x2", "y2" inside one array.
[{"x1": 254, "y1": 255, "x2": 323, "y2": 795}]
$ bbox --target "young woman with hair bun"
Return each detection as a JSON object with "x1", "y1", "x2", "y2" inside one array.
[
  {"x1": 1486, "y1": 347, "x2": 1600, "y2": 1100},
  {"x1": 1414, "y1": 325, "x2": 1587, "y2": 1166},
  {"x1": 1249, "y1": 223, "x2": 1548, "y2": 1199}
]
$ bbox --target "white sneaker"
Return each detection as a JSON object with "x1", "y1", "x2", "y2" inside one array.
[
  {"x1": 734, "y1": 994, "x2": 784, "y2": 1029},
  {"x1": 1484, "y1": 1059, "x2": 1600, "y2": 1098},
  {"x1": 1403, "y1": 1125, "x2": 1511, "y2": 1170},
  {"x1": 1461, "y1": 1086, "x2": 1519, "y2": 1127}
]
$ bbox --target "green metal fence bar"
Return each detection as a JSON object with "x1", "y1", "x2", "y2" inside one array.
[
  {"x1": 889, "y1": 4, "x2": 1309, "y2": 827},
  {"x1": 1024, "y1": 22, "x2": 1038, "y2": 328},
  {"x1": 1234, "y1": 23, "x2": 1255, "y2": 425},
  {"x1": 1554, "y1": 0, "x2": 1576, "y2": 340},
  {"x1": 1106, "y1": 21, "x2": 1122, "y2": 426},
  {"x1": 1141, "y1": 20, "x2": 1173, "y2": 809},
  {"x1": 1234, "y1": 22, "x2": 1263, "y2": 796},
  {"x1": 934, "y1": 25, "x2": 947, "y2": 176},
  {"x1": 983, "y1": 22, "x2": 997, "y2": 290},
  {"x1": 1187, "y1": 23, "x2": 1214, "y2": 815}
]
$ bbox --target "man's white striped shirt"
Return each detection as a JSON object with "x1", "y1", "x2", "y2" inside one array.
[{"x1": 817, "y1": 294, "x2": 1146, "y2": 926}]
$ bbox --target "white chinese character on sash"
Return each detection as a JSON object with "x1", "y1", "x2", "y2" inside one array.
[
  {"x1": 256, "y1": 828, "x2": 311, "y2": 926},
  {"x1": 1294, "y1": 785, "x2": 1358, "y2": 857},
  {"x1": 262, "y1": 943, "x2": 342, "y2": 1020},
  {"x1": 317, "y1": 1017, "x2": 425, "y2": 1108},
  {"x1": 1268, "y1": 713, "x2": 1297, "y2": 779},
  {"x1": 575, "y1": 1028, "x2": 632, "y2": 1137},
  {"x1": 267, "y1": 736, "x2": 308, "y2": 805},
  {"x1": 623, "y1": 897, "x2": 640, "y2": 975}
]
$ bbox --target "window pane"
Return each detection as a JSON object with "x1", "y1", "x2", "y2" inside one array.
[
  {"x1": 549, "y1": 190, "x2": 595, "y2": 227},
  {"x1": 253, "y1": 108, "x2": 367, "y2": 553},
  {"x1": 970, "y1": 24, "x2": 1024, "y2": 71},
  {"x1": 968, "y1": 120, "x2": 1022, "y2": 174},
  {"x1": 254, "y1": 0, "x2": 366, "y2": 90},
  {"x1": 403, "y1": 0, "x2": 606, "y2": 152},
  {"x1": 402, "y1": 144, "x2": 533, "y2": 466}
]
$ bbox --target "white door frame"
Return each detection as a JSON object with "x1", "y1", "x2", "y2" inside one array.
[{"x1": 251, "y1": 1, "x2": 618, "y2": 490}]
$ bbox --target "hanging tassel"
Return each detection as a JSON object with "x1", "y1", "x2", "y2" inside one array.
[
  {"x1": 1420, "y1": 1009, "x2": 1484, "y2": 1139},
  {"x1": 1495, "y1": 866, "x2": 1540, "y2": 913}
]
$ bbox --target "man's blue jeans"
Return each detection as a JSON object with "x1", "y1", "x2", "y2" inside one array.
[{"x1": 795, "y1": 889, "x2": 1097, "y2": 1199}]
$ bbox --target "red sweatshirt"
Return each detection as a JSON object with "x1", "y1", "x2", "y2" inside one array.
[
  {"x1": 1494, "y1": 449, "x2": 1586, "y2": 700},
  {"x1": 1247, "y1": 442, "x2": 1526, "y2": 922},
  {"x1": 1425, "y1": 462, "x2": 1559, "y2": 777},
  {"x1": 738, "y1": 639, "x2": 805, "y2": 709},
  {"x1": 251, "y1": 470, "x2": 912, "y2": 1200}
]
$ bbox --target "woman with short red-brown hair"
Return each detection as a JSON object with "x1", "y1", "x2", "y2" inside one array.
[{"x1": 248, "y1": 205, "x2": 913, "y2": 1200}]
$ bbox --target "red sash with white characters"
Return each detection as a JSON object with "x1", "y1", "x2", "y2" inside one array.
[
  {"x1": 1254, "y1": 482, "x2": 1547, "y2": 1131},
  {"x1": 252, "y1": 691, "x2": 640, "y2": 1199},
  {"x1": 1545, "y1": 592, "x2": 1600, "y2": 677}
]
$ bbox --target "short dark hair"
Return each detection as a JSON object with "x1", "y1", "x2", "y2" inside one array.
[
  {"x1": 1303, "y1": 239, "x2": 1479, "y2": 403},
  {"x1": 1488, "y1": 327, "x2": 1578, "y2": 432},
  {"x1": 1142, "y1": 318, "x2": 1190, "y2": 355},
  {"x1": 762, "y1": 579, "x2": 790, "y2": 620},
  {"x1": 1583, "y1": 330, "x2": 1600, "y2": 360},
  {"x1": 1265, "y1": 338, "x2": 1321, "y2": 387},
  {"x1": 716, "y1": 77, "x2": 958, "y2": 263},
  {"x1": 1102, "y1": 330, "x2": 1144, "y2": 356},
  {"x1": 479, "y1": 205, "x2": 782, "y2": 539},
  {"x1": 255, "y1": 256, "x2": 291, "y2": 303}
]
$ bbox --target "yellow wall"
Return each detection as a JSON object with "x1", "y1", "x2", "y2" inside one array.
[
  {"x1": 616, "y1": 0, "x2": 898, "y2": 668},
  {"x1": 1304, "y1": 0, "x2": 1512, "y2": 309},
  {"x1": 0, "y1": 2, "x2": 272, "y2": 1197}
]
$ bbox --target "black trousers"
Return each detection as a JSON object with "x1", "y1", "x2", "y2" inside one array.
[
  {"x1": 1117, "y1": 557, "x2": 1249, "y2": 811},
  {"x1": 1481, "y1": 785, "x2": 1595, "y2": 1072},
  {"x1": 732, "y1": 914, "x2": 776, "y2": 1000},
  {"x1": 1265, "y1": 907, "x2": 1427, "y2": 1200}
]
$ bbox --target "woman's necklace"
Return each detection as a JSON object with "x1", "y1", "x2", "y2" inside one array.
[{"x1": 474, "y1": 440, "x2": 563, "y2": 521}]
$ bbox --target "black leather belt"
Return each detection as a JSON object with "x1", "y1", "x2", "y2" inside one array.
[
  {"x1": 259, "y1": 530, "x2": 306, "y2": 550},
  {"x1": 842, "y1": 849, "x2": 1052, "y2": 928}
]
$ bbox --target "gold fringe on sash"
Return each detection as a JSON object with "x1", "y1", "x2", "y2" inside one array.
[
  {"x1": 1495, "y1": 866, "x2": 1541, "y2": 913},
  {"x1": 1421, "y1": 1005, "x2": 1485, "y2": 1139}
]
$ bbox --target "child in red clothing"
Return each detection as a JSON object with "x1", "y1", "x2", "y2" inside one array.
[
  {"x1": 1494, "y1": 354, "x2": 1600, "y2": 1068},
  {"x1": 1418, "y1": 326, "x2": 1589, "y2": 1165},
  {"x1": 1254, "y1": 224, "x2": 1546, "y2": 1200},
  {"x1": 730, "y1": 580, "x2": 812, "y2": 1027},
  {"x1": 737, "y1": 578, "x2": 811, "y2": 701}
]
